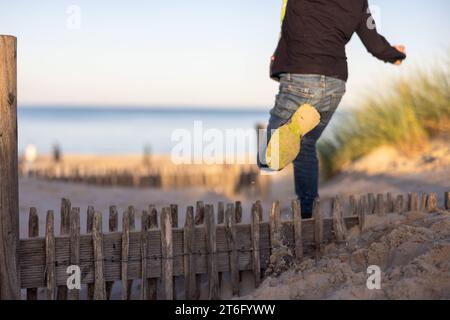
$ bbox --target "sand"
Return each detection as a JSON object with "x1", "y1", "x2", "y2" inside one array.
[{"x1": 244, "y1": 209, "x2": 450, "y2": 300}]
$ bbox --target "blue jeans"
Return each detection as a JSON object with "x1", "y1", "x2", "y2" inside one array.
[{"x1": 261, "y1": 74, "x2": 346, "y2": 218}]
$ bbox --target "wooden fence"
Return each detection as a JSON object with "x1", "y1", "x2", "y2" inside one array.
[
  {"x1": 13, "y1": 191, "x2": 450, "y2": 300},
  {"x1": 20, "y1": 163, "x2": 268, "y2": 197}
]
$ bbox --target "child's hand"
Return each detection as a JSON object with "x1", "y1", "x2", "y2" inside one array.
[{"x1": 394, "y1": 45, "x2": 406, "y2": 65}]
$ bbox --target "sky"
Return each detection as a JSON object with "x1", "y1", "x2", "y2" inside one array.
[{"x1": 1, "y1": 0, "x2": 449, "y2": 110}]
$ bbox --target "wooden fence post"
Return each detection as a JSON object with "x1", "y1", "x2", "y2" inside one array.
[
  {"x1": 86, "y1": 206, "x2": 95, "y2": 299},
  {"x1": 170, "y1": 204, "x2": 179, "y2": 299},
  {"x1": 426, "y1": 193, "x2": 438, "y2": 213},
  {"x1": 147, "y1": 206, "x2": 158, "y2": 300},
  {"x1": 105, "y1": 205, "x2": 118, "y2": 299},
  {"x1": 93, "y1": 211, "x2": 106, "y2": 300},
  {"x1": 205, "y1": 204, "x2": 219, "y2": 299},
  {"x1": 57, "y1": 198, "x2": 71, "y2": 299},
  {"x1": 45, "y1": 210, "x2": 56, "y2": 300},
  {"x1": 375, "y1": 194, "x2": 385, "y2": 216},
  {"x1": 394, "y1": 195, "x2": 404, "y2": 214},
  {"x1": 409, "y1": 193, "x2": 419, "y2": 211},
  {"x1": 126, "y1": 206, "x2": 136, "y2": 299},
  {"x1": 140, "y1": 210, "x2": 149, "y2": 300},
  {"x1": 0, "y1": 35, "x2": 20, "y2": 300},
  {"x1": 27, "y1": 208, "x2": 39, "y2": 300},
  {"x1": 183, "y1": 206, "x2": 195, "y2": 300},
  {"x1": 313, "y1": 199, "x2": 323, "y2": 260},
  {"x1": 420, "y1": 193, "x2": 428, "y2": 212},
  {"x1": 332, "y1": 196, "x2": 347, "y2": 241},
  {"x1": 121, "y1": 209, "x2": 130, "y2": 300},
  {"x1": 225, "y1": 203, "x2": 239, "y2": 297},
  {"x1": 161, "y1": 207, "x2": 173, "y2": 300},
  {"x1": 445, "y1": 192, "x2": 450, "y2": 210},
  {"x1": 386, "y1": 193, "x2": 394, "y2": 213},
  {"x1": 292, "y1": 200, "x2": 303, "y2": 261},
  {"x1": 251, "y1": 203, "x2": 261, "y2": 288},
  {"x1": 193, "y1": 201, "x2": 204, "y2": 299},
  {"x1": 69, "y1": 207, "x2": 80, "y2": 300}
]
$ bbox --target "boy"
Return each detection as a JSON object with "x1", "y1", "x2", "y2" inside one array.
[{"x1": 260, "y1": 0, "x2": 406, "y2": 218}]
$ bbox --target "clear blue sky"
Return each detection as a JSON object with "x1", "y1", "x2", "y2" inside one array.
[{"x1": 1, "y1": 0, "x2": 449, "y2": 109}]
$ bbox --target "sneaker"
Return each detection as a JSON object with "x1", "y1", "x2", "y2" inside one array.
[{"x1": 265, "y1": 104, "x2": 320, "y2": 171}]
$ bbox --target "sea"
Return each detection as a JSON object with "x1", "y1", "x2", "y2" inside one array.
[{"x1": 18, "y1": 106, "x2": 345, "y2": 156}]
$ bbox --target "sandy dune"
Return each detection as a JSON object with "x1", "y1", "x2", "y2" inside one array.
[{"x1": 245, "y1": 209, "x2": 450, "y2": 299}]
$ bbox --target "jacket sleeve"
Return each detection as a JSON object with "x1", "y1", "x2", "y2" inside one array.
[{"x1": 356, "y1": 0, "x2": 406, "y2": 63}]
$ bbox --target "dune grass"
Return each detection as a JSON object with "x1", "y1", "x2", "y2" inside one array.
[{"x1": 318, "y1": 60, "x2": 450, "y2": 179}]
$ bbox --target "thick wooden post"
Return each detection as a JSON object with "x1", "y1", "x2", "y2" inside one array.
[{"x1": 0, "y1": 35, "x2": 20, "y2": 300}]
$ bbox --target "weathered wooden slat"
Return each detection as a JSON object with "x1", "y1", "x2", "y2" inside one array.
[
  {"x1": 332, "y1": 196, "x2": 347, "y2": 241},
  {"x1": 193, "y1": 201, "x2": 204, "y2": 300},
  {"x1": 183, "y1": 206, "x2": 195, "y2": 300},
  {"x1": 217, "y1": 201, "x2": 225, "y2": 288},
  {"x1": 147, "y1": 205, "x2": 158, "y2": 300},
  {"x1": 375, "y1": 194, "x2": 385, "y2": 216},
  {"x1": 205, "y1": 204, "x2": 219, "y2": 299},
  {"x1": 445, "y1": 192, "x2": 450, "y2": 210},
  {"x1": 140, "y1": 211, "x2": 149, "y2": 300},
  {"x1": 57, "y1": 198, "x2": 71, "y2": 300},
  {"x1": 105, "y1": 205, "x2": 118, "y2": 299},
  {"x1": 27, "y1": 208, "x2": 39, "y2": 300},
  {"x1": 349, "y1": 195, "x2": 357, "y2": 216},
  {"x1": 358, "y1": 196, "x2": 366, "y2": 232},
  {"x1": 195, "y1": 201, "x2": 205, "y2": 225},
  {"x1": 409, "y1": 193, "x2": 419, "y2": 211},
  {"x1": 93, "y1": 211, "x2": 106, "y2": 300},
  {"x1": 86, "y1": 206, "x2": 95, "y2": 300},
  {"x1": 313, "y1": 199, "x2": 322, "y2": 260},
  {"x1": 269, "y1": 201, "x2": 281, "y2": 252},
  {"x1": 18, "y1": 216, "x2": 361, "y2": 289},
  {"x1": 121, "y1": 210, "x2": 130, "y2": 300},
  {"x1": 161, "y1": 207, "x2": 173, "y2": 300},
  {"x1": 394, "y1": 195, "x2": 404, "y2": 214},
  {"x1": 235, "y1": 201, "x2": 243, "y2": 223},
  {"x1": 225, "y1": 203, "x2": 239, "y2": 297},
  {"x1": 170, "y1": 204, "x2": 179, "y2": 300},
  {"x1": 68, "y1": 207, "x2": 80, "y2": 300},
  {"x1": 386, "y1": 193, "x2": 394, "y2": 213},
  {"x1": 0, "y1": 35, "x2": 20, "y2": 300},
  {"x1": 45, "y1": 210, "x2": 56, "y2": 300},
  {"x1": 292, "y1": 200, "x2": 303, "y2": 261},
  {"x1": 126, "y1": 206, "x2": 136, "y2": 299},
  {"x1": 426, "y1": 193, "x2": 438, "y2": 213},
  {"x1": 217, "y1": 202, "x2": 225, "y2": 224},
  {"x1": 368, "y1": 193, "x2": 375, "y2": 214},
  {"x1": 420, "y1": 193, "x2": 428, "y2": 212},
  {"x1": 251, "y1": 203, "x2": 261, "y2": 288}
]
